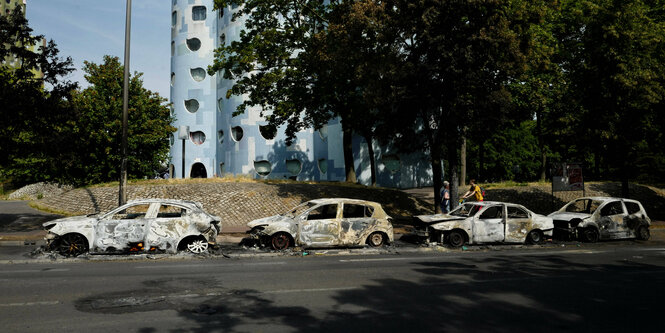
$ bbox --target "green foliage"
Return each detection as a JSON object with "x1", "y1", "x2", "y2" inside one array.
[
  {"x1": 70, "y1": 56, "x2": 175, "y2": 185},
  {"x1": 0, "y1": 8, "x2": 78, "y2": 185}
]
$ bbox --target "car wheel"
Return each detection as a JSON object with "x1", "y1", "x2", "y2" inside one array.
[
  {"x1": 185, "y1": 237, "x2": 209, "y2": 253},
  {"x1": 583, "y1": 228, "x2": 599, "y2": 243},
  {"x1": 448, "y1": 230, "x2": 465, "y2": 248},
  {"x1": 636, "y1": 225, "x2": 650, "y2": 241},
  {"x1": 56, "y1": 233, "x2": 88, "y2": 257},
  {"x1": 526, "y1": 230, "x2": 543, "y2": 245},
  {"x1": 366, "y1": 232, "x2": 386, "y2": 247},
  {"x1": 271, "y1": 232, "x2": 291, "y2": 250}
]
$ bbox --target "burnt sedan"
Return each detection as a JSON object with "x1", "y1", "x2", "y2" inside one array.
[
  {"x1": 43, "y1": 199, "x2": 221, "y2": 256},
  {"x1": 414, "y1": 201, "x2": 553, "y2": 247},
  {"x1": 246, "y1": 198, "x2": 394, "y2": 250},
  {"x1": 548, "y1": 197, "x2": 651, "y2": 242}
]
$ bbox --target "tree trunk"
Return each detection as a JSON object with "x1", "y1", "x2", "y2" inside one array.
[
  {"x1": 621, "y1": 161, "x2": 630, "y2": 198},
  {"x1": 448, "y1": 145, "x2": 459, "y2": 210},
  {"x1": 431, "y1": 149, "x2": 443, "y2": 213},
  {"x1": 460, "y1": 136, "x2": 466, "y2": 187},
  {"x1": 537, "y1": 110, "x2": 547, "y2": 181},
  {"x1": 342, "y1": 122, "x2": 357, "y2": 183},
  {"x1": 540, "y1": 151, "x2": 547, "y2": 181},
  {"x1": 364, "y1": 134, "x2": 377, "y2": 186}
]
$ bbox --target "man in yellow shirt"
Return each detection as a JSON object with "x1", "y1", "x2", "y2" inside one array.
[{"x1": 461, "y1": 179, "x2": 484, "y2": 202}]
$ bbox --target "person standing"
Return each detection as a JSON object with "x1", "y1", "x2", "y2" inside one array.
[
  {"x1": 440, "y1": 181, "x2": 451, "y2": 213},
  {"x1": 461, "y1": 179, "x2": 484, "y2": 202}
]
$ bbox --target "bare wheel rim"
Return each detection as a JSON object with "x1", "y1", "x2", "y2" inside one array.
[
  {"x1": 187, "y1": 239, "x2": 208, "y2": 253},
  {"x1": 449, "y1": 232, "x2": 464, "y2": 247},
  {"x1": 527, "y1": 230, "x2": 542, "y2": 244},
  {"x1": 57, "y1": 234, "x2": 87, "y2": 257},
  {"x1": 271, "y1": 233, "x2": 290, "y2": 250},
  {"x1": 368, "y1": 232, "x2": 384, "y2": 247},
  {"x1": 584, "y1": 228, "x2": 598, "y2": 243}
]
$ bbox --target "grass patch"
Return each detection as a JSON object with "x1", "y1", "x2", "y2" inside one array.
[{"x1": 28, "y1": 201, "x2": 79, "y2": 216}]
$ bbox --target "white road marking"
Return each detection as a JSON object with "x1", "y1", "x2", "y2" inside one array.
[
  {"x1": 0, "y1": 301, "x2": 60, "y2": 307},
  {"x1": 263, "y1": 287, "x2": 360, "y2": 294},
  {"x1": 134, "y1": 261, "x2": 286, "y2": 269},
  {"x1": 0, "y1": 268, "x2": 69, "y2": 274}
]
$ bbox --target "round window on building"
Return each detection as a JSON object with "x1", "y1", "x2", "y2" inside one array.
[
  {"x1": 259, "y1": 124, "x2": 277, "y2": 140},
  {"x1": 318, "y1": 159, "x2": 328, "y2": 174},
  {"x1": 318, "y1": 125, "x2": 328, "y2": 141},
  {"x1": 254, "y1": 161, "x2": 272, "y2": 177},
  {"x1": 170, "y1": 133, "x2": 175, "y2": 146},
  {"x1": 231, "y1": 126, "x2": 244, "y2": 142},
  {"x1": 286, "y1": 159, "x2": 302, "y2": 176},
  {"x1": 381, "y1": 154, "x2": 401, "y2": 174},
  {"x1": 171, "y1": 11, "x2": 177, "y2": 26},
  {"x1": 186, "y1": 38, "x2": 201, "y2": 51},
  {"x1": 190, "y1": 68, "x2": 206, "y2": 82},
  {"x1": 218, "y1": 130, "x2": 224, "y2": 144},
  {"x1": 190, "y1": 131, "x2": 206, "y2": 145},
  {"x1": 170, "y1": 72, "x2": 175, "y2": 86},
  {"x1": 217, "y1": 98, "x2": 223, "y2": 112},
  {"x1": 171, "y1": 41, "x2": 175, "y2": 56},
  {"x1": 184, "y1": 99, "x2": 199, "y2": 113}
]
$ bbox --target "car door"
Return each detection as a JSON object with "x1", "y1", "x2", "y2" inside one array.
[
  {"x1": 95, "y1": 202, "x2": 158, "y2": 251},
  {"x1": 299, "y1": 203, "x2": 341, "y2": 246},
  {"x1": 340, "y1": 203, "x2": 374, "y2": 245},
  {"x1": 472, "y1": 204, "x2": 505, "y2": 243},
  {"x1": 145, "y1": 203, "x2": 189, "y2": 251},
  {"x1": 597, "y1": 200, "x2": 626, "y2": 239},
  {"x1": 505, "y1": 205, "x2": 531, "y2": 243}
]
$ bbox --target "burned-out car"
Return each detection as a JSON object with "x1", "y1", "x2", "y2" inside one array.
[
  {"x1": 549, "y1": 197, "x2": 651, "y2": 242},
  {"x1": 414, "y1": 201, "x2": 554, "y2": 247},
  {"x1": 246, "y1": 198, "x2": 394, "y2": 250},
  {"x1": 43, "y1": 199, "x2": 221, "y2": 256}
]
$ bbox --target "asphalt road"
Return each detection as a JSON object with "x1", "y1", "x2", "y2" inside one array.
[
  {"x1": 1, "y1": 243, "x2": 664, "y2": 332},
  {"x1": 0, "y1": 200, "x2": 61, "y2": 232}
]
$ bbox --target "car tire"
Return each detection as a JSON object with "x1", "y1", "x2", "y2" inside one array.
[
  {"x1": 448, "y1": 230, "x2": 465, "y2": 248},
  {"x1": 366, "y1": 232, "x2": 386, "y2": 247},
  {"x1": 185, "y1": 236, "x2": 209, "y2": 254},
  {"x1": 636, "y1": 225, "x2": 650, "y2": 241},
  {"x1": 526, "y1": 230, "x2": 543, "y2": 245},
  {"x1": 271, "y1": 232, "x2": 291, "y2": 250},
  {"x1": 582, "y1": 228, "x2": 599, "y2": 243},
  {"x1": 56, "y1": 233, "x2": 88, "y2": 257}
]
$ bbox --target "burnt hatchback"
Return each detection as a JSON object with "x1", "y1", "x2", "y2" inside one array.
[
  {"x1": 43, "y1": 199, "x2": 221, "y2": 256},
  {"x1": 246, "y1": 198, "x2": 394, "y2": 250},
  {"x1": 549, "y1": 197, "x2": 651, "y2": 242}
]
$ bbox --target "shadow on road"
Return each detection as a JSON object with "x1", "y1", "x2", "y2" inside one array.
[{"x1": 73, "y1": 252, "x2": 665, "y2": 332}]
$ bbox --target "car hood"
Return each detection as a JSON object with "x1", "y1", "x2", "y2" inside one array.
[
  {"x1": 547, "y1": 212, "x2": 591, "y2": 221},
  {"x1": 43, "y1": 215, "x2": 96, "y2": 228},
  {"x1": 247, "y1": 215, "x2": 296, "y2": 228},
  {"x1": 414, "y1": 214, "x2": 466, "y2": 224}
]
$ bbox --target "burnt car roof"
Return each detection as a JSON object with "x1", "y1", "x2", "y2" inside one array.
[{"x1": 124, "y1": 199, "x2": 205, "y2": 209}]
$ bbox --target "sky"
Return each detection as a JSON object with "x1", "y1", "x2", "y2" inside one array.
[{"x1": 26, "y1": 0, "x2": 171, "y2": 98}]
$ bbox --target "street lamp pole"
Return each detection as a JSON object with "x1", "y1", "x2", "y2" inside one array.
[{"x1": 119, "y1": 0, "x2": 132, "y2": 206}]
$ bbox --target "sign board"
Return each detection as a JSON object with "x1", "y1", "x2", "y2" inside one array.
[{"x1": 552, "y1": 163, "x2": 584, "y2": 192}]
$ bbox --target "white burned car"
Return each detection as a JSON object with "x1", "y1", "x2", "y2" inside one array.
[
  {"x1": 414, "y1": 201, "x2": 554, "y2": 247},
  {"x1": 549, "y1": 197, "x2": 651, "y2": 242},
  {"x1": 247, "y1": 198, "x2": 394, "y2": 250},
  {"x1": 43, "y1": 199, "x2": 221, "y2": 256}
]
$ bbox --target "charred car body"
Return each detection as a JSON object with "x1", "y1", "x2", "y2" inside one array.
[
  {"x1": 414, "y1": 201, "x2": 554, "y2": 247},
  {"x1": 246, "y1": 198, "x2": 394, "y2": 250},
  {"x1": 548, "y1": 197, "x2": 651, "y2": 242},
  {"x1": 43, "y1": 199, "x2": 221, "y2": 256}
]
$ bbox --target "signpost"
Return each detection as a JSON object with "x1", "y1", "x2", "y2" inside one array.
[{"x1": 551, "y1": 162, "x2": 585, "y2": 210}]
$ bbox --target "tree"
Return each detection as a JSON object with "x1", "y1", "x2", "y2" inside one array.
[
  {"x1": 210, "y1": 0, "x2": 389, "y2": 183},
  {"x1": 70, "y1": 56, "x2": 174, "y2": 185},
  {"x1": 0, "y1": 8, "x2": 78, "y2": 185},
  {"x1": 564, "y1": 0, "x2": 665, "y2": 195}
]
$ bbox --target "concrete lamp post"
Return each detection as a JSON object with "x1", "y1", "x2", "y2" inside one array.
[{"x1": 178, "y1": 125, "x2": 190, "y2": 179}]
